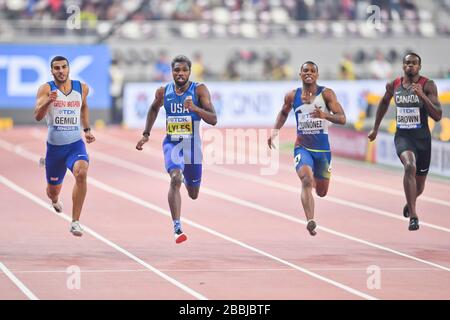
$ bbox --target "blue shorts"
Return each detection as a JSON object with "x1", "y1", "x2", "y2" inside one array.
[
  {"x1": 45, "y1": 139, "x2": 89, "y2": 185},
  {"x1": 294, "y1": 145, "x2": 332, "y2": 180},
  {"x1": 163, "y1": 136, "x2": 202, "y2": 187}
]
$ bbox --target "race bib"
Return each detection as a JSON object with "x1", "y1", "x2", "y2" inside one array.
[
  {"x1": 53, "y1": 108, "x2": 80, "y2": 131},
  {"x1": 397, "y1": 107, "x2": 421, "y2": 129},
  {"x1": 167, "y1": 115, "x2": 193, "y2": 137},
  {"x1": 297, "y1": 113, "x2": 324, "y2": 134}
]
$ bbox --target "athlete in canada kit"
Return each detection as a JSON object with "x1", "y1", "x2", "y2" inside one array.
[
  {"x1": 136, "y1": 55, "x2": 217, "y2": 243},
  {"x1": 34, "y1": 56, "x2": 95, "y2": 237},
  {"x1": 368, "y1": 52, "x2": 442, "y2": 231},
  {"x1": 268, "y1": 61, "x2": 346, "y2": 236}
]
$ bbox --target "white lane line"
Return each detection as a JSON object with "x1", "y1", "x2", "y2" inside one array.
[
  {"x1": 0, "y1": 262, "x2": 39, "y2": 300},
  {"x1": 87, "y1": 177, "x2": 378, "y2": 300},
  {"x1": 0, "y1": 175, "x2": 208, "y2": 300},
  {"x1": 88, "y1": 149, "x2": 450, "y2": 272},
  {"x1": 87, "y1": 131, "x2": 450, "y2": 228},
  {"x1": 34, "y1": 126, "x2": 449, "y2": 191},
  {"x1": 330, "y1": 156, "x2": 450, "y2": 189},
  {"x1": 9, "y1": 267, "x2": 445, "y2": 274},
  {"x1": 0, "y1": 138, "x2": 377, "y2": 300},
  {"x1": 209, "y1": 165, "x2": 450, "y2": 234},
  {"x1": 279, "y1": 162, "x2": 450, "y2": 207},
  {"x1": 220, "y1": 136, "x2": 450, "y2": 207},
  {"x1": 10, "y1": 134, "x2": 449, "y2": 273}
]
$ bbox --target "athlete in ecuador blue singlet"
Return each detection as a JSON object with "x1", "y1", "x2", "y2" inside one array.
[
  {"x1": 34, "y1": 56, "x2": 95, "y2": 237},
  {"x1": 136, "y1": 55, "x2": 217, "y2": 244},
  {"x1": 268, "y1": 61, "x2": 346, "y2": 236}
]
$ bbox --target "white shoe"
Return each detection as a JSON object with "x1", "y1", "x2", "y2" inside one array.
[
  {"x1": 52, "y1": 200, "x2": 63, "y2": 213},
  {"x1": 70, "y1": 221, "x2": 84, "y2": 237}
]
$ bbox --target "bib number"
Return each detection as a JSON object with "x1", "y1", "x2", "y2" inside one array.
[
  {"x1": 167, "y1": 116, "x2": 193, "y2": 137},
  {"x1": 294, "y1": 154, "x2": 302, "y2": 167},
  {"x1": 53, "y1": 108, "x2": 80, "y2": 131},
  {"x1": 397, "y1": 107, "x2": 421, "y2": 129},
  {"x1": 297, "y1": 113, "x2": 324, "y2": 134}
]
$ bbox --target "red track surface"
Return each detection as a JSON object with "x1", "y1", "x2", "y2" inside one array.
[{"x1": 0, "y1": 126, "x2": 449, "y2": 300}]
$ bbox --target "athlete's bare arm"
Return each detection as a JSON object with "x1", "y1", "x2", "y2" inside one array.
[
  {"x1": 136, "y1": 86, "x2": 164, "y2": 150},
  {"x1": 313, "y1": 88, "x2": 346, "y2": 125},
  {"x1": 34, "y1": 83, "x2": 56, "y2": 121},
  {"x1": 184, "y1": 84, "x2": 217, "y2": 125},
  {"x1": 368, "y1": 81, "x2": 394, "y2": 141},
  {"x1": 268, "y1": 90, "x2": 295, "y2": 149},
  {"x1": 413, "y1": 80, "x2": 442, "y2": 122},
  {"x1": 81, "y1": 83, "x2": 95, "y2": 143}
]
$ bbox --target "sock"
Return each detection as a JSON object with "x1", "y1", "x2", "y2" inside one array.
[{"x1": 173, "y1": 219, "x2": 181, "y2": 232}]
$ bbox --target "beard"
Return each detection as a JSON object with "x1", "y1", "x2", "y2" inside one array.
[
  {"x1": 52, "y1": 72, "x2": 68, "y2": 83},
  {"x1": 174, "y1": 78, "x2": 188, "y2": 87},
  {"x1": 405, "y1": 71, "x2": 416, "y2": 79},
  {"x1": 404, "y1": 67, "x2": 417, "y2": 78}
]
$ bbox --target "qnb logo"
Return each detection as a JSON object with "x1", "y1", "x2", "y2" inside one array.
[{"x1": 0, "y1": 55, "x2": 92, "y2": 97}]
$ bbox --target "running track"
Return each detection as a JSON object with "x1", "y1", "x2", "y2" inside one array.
[{"x1": 0, "y1": 126, "x2": 449, "y2": 300}]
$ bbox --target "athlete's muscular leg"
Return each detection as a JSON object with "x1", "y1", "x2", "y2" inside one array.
[
  {"x1": 185, "y1": 185, "x2": 200, "y2": 200},
  {"x1": 47, "y1": 183, "x2": 62, "y2": 204},
  {"x1": 315, "y1": 178, "x2": 330, "y2": 198},
  {"x1": 297, "y1": 165, "x2": 315, "y2": 221},
  {"x1": 168, "y1": 169, "x2": 183, "y2": 221},
  {"x1": 400, "y1": 151, "x2": 418, "y2": 219},
  {"x1": 415, "y1": 175, "x2": 427, "y2": 198},
  {"x1": 72, "y1": 160, "x2": 89, "y2": 222},
  {"x1": 182, "y1": 164, "x2": 202, "y2": 200}
]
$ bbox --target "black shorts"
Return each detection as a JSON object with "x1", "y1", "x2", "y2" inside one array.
[{"x1": 394, "y1": 134, "x2": 431, "y2": 176}]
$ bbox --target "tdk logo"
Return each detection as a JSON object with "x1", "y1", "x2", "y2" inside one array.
[
  {"x1": 60, "y1": 110, "x2": 77, "y2": 115},
  {"x1": 0, "y1": 55, "x2": 92, "y2": 96}
]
